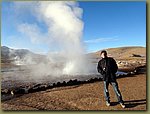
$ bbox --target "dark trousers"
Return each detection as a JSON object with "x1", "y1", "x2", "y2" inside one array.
[{"x1": 103, "y1": 81, "x2": 124, "y2": 103}]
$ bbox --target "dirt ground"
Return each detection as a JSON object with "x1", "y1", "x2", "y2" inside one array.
[{"x1": 1, "y1": 73, "x2": 146, "y2": 111}]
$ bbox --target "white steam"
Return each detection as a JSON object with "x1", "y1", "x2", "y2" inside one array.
[
  {"x1": 13, "y1": 1, "x2": 95, "y2": 77},
  {"x1": 35, "y1": 1, "x2": 86, "y2": 75}
]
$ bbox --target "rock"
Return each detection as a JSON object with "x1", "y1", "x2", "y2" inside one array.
[
  {"x1": 132, "y1": 54, "x2": 142, "y2": 57},
  {"x1": 130, "y1": 72, "x2": 135, "y2": 75},
  {"x1": 53, "y1": 83, "x2": 56, "y2": 87},
  {"x1": 47, "y1": 83, "x2": 53, "y2": 89},
  {"x1": 56, "y1": 82, "x2": 61, "y2": 87},
  {"x1": 1, "y1": 89, "x2": 9, "y2": 94},
  {"x1": 65, "y1": 79, "x2": 82, "y2": 86},
  {"x1": 15, "y1": 88, "x2": 29, "y2": 94},
  {"x1": 11, "y1": 91, "x2": 14, "y2": 96},
  {"x1": 62, "y1": 81, "x2": 67, "y2": 86}
]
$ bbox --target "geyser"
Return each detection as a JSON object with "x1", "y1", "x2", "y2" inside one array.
[
  {"x1": 13, "y1": 1, "x2": 95, "y2": 78},
  {"x1": 37, "y1": 1, "x2": 87, "y2": 75}
]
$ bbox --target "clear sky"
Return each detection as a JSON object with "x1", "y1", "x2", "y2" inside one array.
[{"x1": 2, "y1": 1, "x2": 146, "y2": 54}]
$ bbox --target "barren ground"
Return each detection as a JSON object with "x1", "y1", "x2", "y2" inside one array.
[{"x1": 1, "y1": 73, "x2": 146, "y2": 111}]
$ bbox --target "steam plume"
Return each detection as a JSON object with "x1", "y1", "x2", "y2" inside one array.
[{"x1": 14, "y1": 1, "x2": 94, "y2": 78}]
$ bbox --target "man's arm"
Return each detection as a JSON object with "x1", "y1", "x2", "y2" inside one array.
[
  {"x1": 97, "y1": 60, "x2": 105, "y2": 75},
  {"x1": 111, "y1": 58, "x2": 118, "y2": 73}
]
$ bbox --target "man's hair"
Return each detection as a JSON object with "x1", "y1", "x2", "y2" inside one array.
[{"x1": 100, "y1": 50, "x2": 107, "y2": 55}]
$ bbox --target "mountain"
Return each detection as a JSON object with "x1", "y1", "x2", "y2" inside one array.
[
  {"x1": 1, "y1": 46, "x2": 146, "y2": 65},
  {"x1": 1, "y1": 46, "x2": 34, "y2": 59},
  {"x1": 1, "y1": 46, "x2": 46, "y2": 64}
]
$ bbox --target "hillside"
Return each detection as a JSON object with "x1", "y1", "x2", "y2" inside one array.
[
  {"x1": 2, "y1": 46, "x2": 146, "y2": 62},
  {"x1": 90, "y1": 46, "x2": 146, "y2": 60},
  {"x1": 1, "y1": 46, "x2": 46, "y2": 66},
  {"x1": 1, "y1": 46, "x2": 34, "y2": 59},
  {"x1": 1, "y1": 46, "x2": 146, "y2": 69}
]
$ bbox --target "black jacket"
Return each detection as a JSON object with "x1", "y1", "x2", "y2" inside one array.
[{"x1": 97, "y1": 57, "x2": 118, "y2": 82}]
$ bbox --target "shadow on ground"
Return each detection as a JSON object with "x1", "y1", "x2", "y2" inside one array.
[{"x1": 111, "y1": 99, "x2": 146, "y2": 108}]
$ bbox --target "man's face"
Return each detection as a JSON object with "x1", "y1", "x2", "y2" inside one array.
[{"x1": 101, "y1": 53, "x2": 107, "y2": 58}]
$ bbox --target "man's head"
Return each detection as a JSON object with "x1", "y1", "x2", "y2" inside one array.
[{"x1": 100, "y1": 50, "x2": 107, "y2": 58}]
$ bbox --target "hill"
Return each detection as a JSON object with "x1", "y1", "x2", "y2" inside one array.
[
  {"x1": 90, "y1": 46, "x2": 146, "y2": 60},
  {"x1": 1, "y1": 46, "x2": 146, "y2": 69}
]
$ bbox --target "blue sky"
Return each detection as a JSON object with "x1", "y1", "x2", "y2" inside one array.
[{"x1": 2, "y1": 1, "x2": 146, "y2": 53}]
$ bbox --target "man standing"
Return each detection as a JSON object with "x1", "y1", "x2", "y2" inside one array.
[{"x1": 97, "y1": 50, "x2": 125, "y2": 108}]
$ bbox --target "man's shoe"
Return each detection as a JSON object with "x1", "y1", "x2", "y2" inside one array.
[
  {"x1": 120, "y1": 103, "x2": 125, "y2": 108},
  {"x1": 106, "y1": 101, "x2": 110, "y2": 106}
]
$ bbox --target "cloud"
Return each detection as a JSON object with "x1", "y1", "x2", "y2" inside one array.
[{"x1": 84, "y1": 37, "x2": 119, "y2": 43}]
